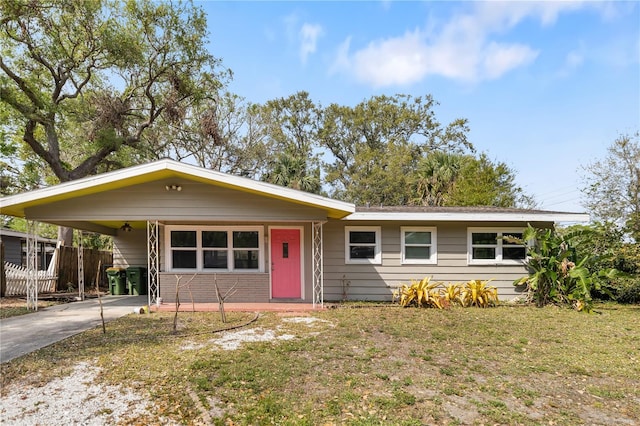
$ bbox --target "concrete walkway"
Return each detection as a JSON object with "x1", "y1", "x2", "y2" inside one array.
[{"x1": 0, "y1": 295, "x2": 147, "y2": 363}]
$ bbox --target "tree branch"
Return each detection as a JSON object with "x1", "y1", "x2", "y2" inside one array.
[{"x1": 0, "y1": 56, "x2": 46, "y2": 110}]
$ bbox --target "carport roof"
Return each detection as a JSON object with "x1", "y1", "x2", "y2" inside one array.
[{"x1": 0, "y1": 159, "x2": 355, "y2": 220}]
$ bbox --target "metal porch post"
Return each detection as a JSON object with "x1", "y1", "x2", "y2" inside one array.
[
  {"x1": 77, "y1": 229, "x2": 84, "y2": 300},
  {"x1": 147, "y1": 220, "x2": 159, "y2": 307},
  {"x1": 26, "y1": 220, "x2": 39, "y2": 310},
  {"x1": 312, "y1": 221, "x2": 324, "y2": 308}
]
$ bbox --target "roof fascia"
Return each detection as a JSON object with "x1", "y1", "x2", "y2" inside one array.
[
  {"x1": 343, "y1": 212, "x2": 590, "y2": 223},
  {"x1": 0, "y1": 159, "x2": 355, "y2": 219}
]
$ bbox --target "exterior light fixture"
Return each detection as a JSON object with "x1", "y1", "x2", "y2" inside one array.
[
  {"x1": 165, "y1": 184, "x2": 182, "y2": 191},
  {"x1": 120, "y1": 222, "x2": 133, "y2": 232}
]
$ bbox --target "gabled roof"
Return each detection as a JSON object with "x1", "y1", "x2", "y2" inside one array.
[
  {"x1": 346, "y1": 206, "x2": 589, "y2": 223},
  {"x1": 0, "y1": 159, "x2": 355, "y2": 219}
]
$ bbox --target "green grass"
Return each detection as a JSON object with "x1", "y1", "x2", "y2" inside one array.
[{"x1": 2, "y1": 303, "x2": 640, "y2": 425}]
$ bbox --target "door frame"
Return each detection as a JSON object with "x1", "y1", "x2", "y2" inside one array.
[{"x1": 268, "y1": 226, "x2": 305, "y2": 300}]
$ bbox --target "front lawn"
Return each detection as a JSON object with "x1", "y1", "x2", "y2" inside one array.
[
  {"x1": 2, "y1": 304, "x2": 639, "y2": 425},
  {"x1": 0, "y1": 296, "x2": 64, "y2": 318}
]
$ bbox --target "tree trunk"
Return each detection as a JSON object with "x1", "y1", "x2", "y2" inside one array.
[{"x1": 57, "y1": 226, "x2": 73, "y2": 246}]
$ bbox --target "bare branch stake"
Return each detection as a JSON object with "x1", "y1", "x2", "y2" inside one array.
[
  {"x1": 95, "y1": 260, "x2": 105, "y2": 334},
  {"x1": 214, "y1": 276, "x2": 238, "y2": 324}
]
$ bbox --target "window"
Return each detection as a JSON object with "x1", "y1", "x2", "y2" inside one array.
[
  {"x1": 468, "y1": 228, "x2": 526, "y2": 264},
  {"x1": 401, "y1": 227, "x2": 437, "y2": 264},
  {"x1": 167, "y1": 226, "x2": 263, "y2": 271},
  {"x1": 345, "y1": 226, "x2": 381, "y2": 264},
  {"x1": 171, "y1": 231, "x2": 197, "y2": 269},
  {"x1": 202, "y1": 230, "x2": 227, "y2": 269},
  {"x1": 232, "y1": 231, "x2": 260, "y2": 270}
]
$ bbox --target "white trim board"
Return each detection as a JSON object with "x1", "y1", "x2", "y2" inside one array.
[{"x1": 344, "y1": 212, "x2": 590, "y2": 223}]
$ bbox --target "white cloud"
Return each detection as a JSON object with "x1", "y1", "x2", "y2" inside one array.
[
  {"x1": 557, "y1": 48, "x2": 585, "y2": 77},
  {"x1": 349, "y1": 29, "x2": 430, "y2": 86},
  {"x1": 330, "y1": 37, "x2": 352, "y2": 74},
  {"x1": 330, "y1": 1, "x2": 591, "y2": 87},
  {"x1": 299, "y1": 23, "x2": 324, "y2": 64},
  {"x1": 481, "y1": 42, "x2": 538, "y2": 79}
]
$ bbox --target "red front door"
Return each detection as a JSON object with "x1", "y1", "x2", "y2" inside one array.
[{"x1": 271, "y1": 229, "x2": 301, "y2": 298}]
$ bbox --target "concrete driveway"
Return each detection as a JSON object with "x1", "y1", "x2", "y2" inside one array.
[{"x1": 1, "y1": 295, "x2": 147, "y2": 363}]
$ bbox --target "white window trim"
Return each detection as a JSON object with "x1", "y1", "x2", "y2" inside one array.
[
  {"x1": 401, "y1": 226, "x2": 437, "y2": 265},
  {"x1": 345, "y1": 226, "x2": 381, "y2": 265},
  {"x1": 467, "y1": 227, "x2": 525, "y2": 265},
  {"x1": 165, "y1": 225, "x2": 264, "y2": 272}
]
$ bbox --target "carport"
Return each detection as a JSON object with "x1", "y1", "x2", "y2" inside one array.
[{"x1": 0, "y1": 159, "x2": 354, "y2": 311}]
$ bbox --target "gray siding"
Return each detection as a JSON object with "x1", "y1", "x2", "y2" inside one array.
[
  {"x1": 113, "y1": 222, "x2": 316, "y2": 303},
  {"x1": 113, "y1": 229, "x2": 148, "y2": 268},
  {"x1": 1, "y1": 236, "x2": 22, "y2": 265},
  {"x1": 24, "y1": 178, "x2": 329, "y2": 222},
  {"x1": 323, "y1": 220, "x2": 546, "y2": 302},
  {"x1": 111, "y1": 213, "x2": 548, "y2": 303}
]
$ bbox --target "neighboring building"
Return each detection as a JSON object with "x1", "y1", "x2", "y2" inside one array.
[
  {"x1": 0, "y1": 160, "x2": 589, "y2": 306},
  {"x1": 0, "y1": 228, "x2": 57, "y2": 270}
]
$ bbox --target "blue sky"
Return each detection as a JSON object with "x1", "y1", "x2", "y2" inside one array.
[{"x1": 198, "y1": 1, "x2": 639, "y2": 213}]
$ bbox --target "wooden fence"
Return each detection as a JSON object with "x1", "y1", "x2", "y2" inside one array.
[
  {"x1": 57, "y1": 246, "x2": 113, "y2": 291},
  {"x1": 1, "y1": 244, "x2": 112, "y2": 296}
]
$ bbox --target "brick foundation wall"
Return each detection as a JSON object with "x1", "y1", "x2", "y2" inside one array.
[{"x1": 158, "y1": 273, "x2": 270, "y2": 303}]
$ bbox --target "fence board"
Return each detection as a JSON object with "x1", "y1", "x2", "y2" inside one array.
[
  {"x1": 3, "y1": 262, "x2": 57, "y2": 295},
  {"x1": 2, "y1": 247, "x2": 112, "y2": 296},
  {"x1": 57, "y1": 247, "x2": 113, "y2": 292}
]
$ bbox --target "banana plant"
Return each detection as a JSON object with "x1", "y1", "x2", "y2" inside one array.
[{"x1": 514, "y1": 224, "x2": 620, "y2": 312}]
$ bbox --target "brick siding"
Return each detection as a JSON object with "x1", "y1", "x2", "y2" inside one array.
[{"x1": 158, "y1": 272, "x2": 270, "y2": 303}]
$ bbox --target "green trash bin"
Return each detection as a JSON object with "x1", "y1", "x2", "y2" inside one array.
[
  {"x1": 126, "y1": 266, "x2": 147, "y2": 295},
  {"x1": 106, "y1": 268, "x2": 126, "y2": 295}
]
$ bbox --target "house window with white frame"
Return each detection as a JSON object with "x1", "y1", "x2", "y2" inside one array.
[
  {"x1": 167, "y1": 226, "x2": 262, "y2": 272},
  {"x1": 345, "y1": 226, "x2": 381, "y2": 264},
  {"x1": 468, "y1": 228, "x2": 526, "y2": 264},
  {"x1": 401, "y1": 227, "x2": 437, "y2": 264}
]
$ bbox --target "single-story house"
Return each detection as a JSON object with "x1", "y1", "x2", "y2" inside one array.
[{"x1": 0, "y1": 159, "x2": 589, "y2": 306}]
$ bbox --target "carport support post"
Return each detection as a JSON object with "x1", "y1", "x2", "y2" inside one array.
[
  {"x1": 312, "y1": 221, "x2": 325, "y2": 308},
  {"x1": 77, "y1": 229, "x2": 85, "y2": 300},
  {"x1": 147, "y1": 220, "x2": 159, "y2": 307},
  {"x1": 26, "y1": 220, "x2": 39, "y2": 310}
]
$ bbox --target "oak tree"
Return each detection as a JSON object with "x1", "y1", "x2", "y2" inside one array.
[{"x1": 0, "y1": 0, "x2": 228, "y2": 184}]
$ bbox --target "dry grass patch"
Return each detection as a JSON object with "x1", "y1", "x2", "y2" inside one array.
[
  {"x1": 0, "y1": 296, "x2": 64, "y2": 318},
  {"x1": 2, "y1": 304, "x2": 639, "y2": 425}
]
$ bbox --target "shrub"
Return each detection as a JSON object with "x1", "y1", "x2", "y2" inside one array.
[
  {"x1": 461, "y1": 279, "x2": 498, "y2": 308},
  {"x1": 616, "y1": 278, "x2": 640, "y2": 304},
  {"x1": 394, "y1": 278, "x2": 497, "y2": 309},
  {"x1": 442, "y1": 283, "x2": 463, "y2": 306},
  {"x1": 393, "y1": 276, "x2": 443, "y2": 308}
]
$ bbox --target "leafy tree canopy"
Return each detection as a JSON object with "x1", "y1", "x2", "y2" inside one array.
[
  {"x1": 319, "y1": 94, "x2": 474, "y2": 205},
  {"x1": 1, "y1": 0, "x2": 531, "y2": 211},
  {"x1": 0, "y1": 0, "x2": 229, "y2": 188},
  {"x1": 581, "y1": 132, "x2": 640, "y2": 241}
]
